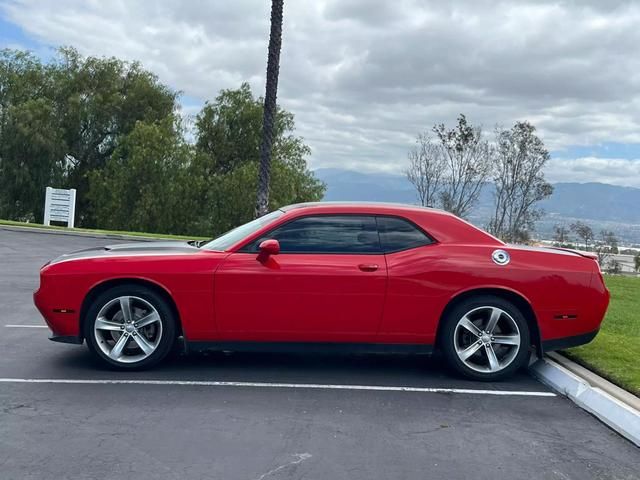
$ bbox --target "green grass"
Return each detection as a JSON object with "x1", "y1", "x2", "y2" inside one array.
[
  {"x1": 0, "y1": 219, "x2": 209, "y2": 241},
  {"x1": 564, "y1": 275, "x2": 640, "y2": 396}
]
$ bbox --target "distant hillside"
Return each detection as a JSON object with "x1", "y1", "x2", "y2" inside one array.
[{"x1": 314, "y1": 168, "x2": 640, "y2": 244}]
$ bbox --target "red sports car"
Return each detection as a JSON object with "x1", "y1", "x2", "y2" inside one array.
[{"x1": 34, "y1": 202, "x2": 609, "y2": 380}]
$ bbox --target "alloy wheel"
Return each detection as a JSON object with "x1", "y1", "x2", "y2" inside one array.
[
  {"x1": 93, "y1": 296, "x2": 163, "y2": 364},
  {"x1": 453, "y1": 306, "x2": 521, "y2": 373}
]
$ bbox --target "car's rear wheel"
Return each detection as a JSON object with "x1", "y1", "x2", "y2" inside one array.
[
  {"x1": 440, "y1": 295, "x2": 531, "y2": 381},
  {"x1": 84, "y1": 285, "x2": 176, "y2": 370}
]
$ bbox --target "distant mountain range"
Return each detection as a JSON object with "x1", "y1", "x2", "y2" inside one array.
[{"x1": 314, "y1": 168, "x2": 640, "y2": 245}]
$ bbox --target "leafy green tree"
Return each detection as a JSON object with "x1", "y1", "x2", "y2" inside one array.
[
  {"x1": 0, "y1": 49, "x2": 53, "y2": 113},
  {"x1": 0, "y1": 47, "x2": 178, "y2": 226},
  {"x1": 50, "y1": 48, "x2": 178, "y2": 225},
  {"x1": 1, "y1": 48, "x2": 322, "y2": 236},
  {"x1": 88, "y1": 116, "x2": 195, "y2": 234},
  {"x1": 0, "y1": 50, "x2": 61, "y2": 221},
  {"x1": 0, "y1": 98, "x2": 67, "y2": 221},
  {"x1": 194, "y1": 84, "x2": 262, "y2": 175},
  {"x1": 192, "y1": 84, "x2": 324, "y2": 236}
]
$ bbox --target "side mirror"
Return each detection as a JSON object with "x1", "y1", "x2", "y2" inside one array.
[{"x1": 258, "y1": 239, "x2": 280, "y2": 256}]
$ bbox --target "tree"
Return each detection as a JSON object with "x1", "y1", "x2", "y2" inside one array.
[
  {"x1": 0, "y1": 47, "x2": 178, "y2": 226},
  {"x1": 91, "y1": 83, "x2": 325, "y2": 237},
  {"x1": 195, "y1": 84, "x2": 263, "y2": 175},
  {"x1": 51, "y1": 48, "x2": 177, "y2": 225},
  {"x1": 593, "y1": 230, "x2": 618, "y2": 270},
  {"x1": 255, "y1": 0, "x2": 284, "y2": 218},
  {"x1": 87, "y1": 116, "x2": 195, "y2": 235},
  {"x1": 1, "y1": 46, "x2": 323, "y2": 236},
  {"x1": 570, "y1": 221, "x2": 594, "y2": 251},
  {"x1": 487, "y1": 122, "x2": 553, "y2": 243},
  {"x1": 553, "y1": 224, "x2": 570, "y2": 246},
  {"x1": 433, "y1": 115, "x2": 492, "y2": 218},
  {"x1": 192, "y1": 84, "x2": 324, "y2": 236},
  {"x1": 405, "y1": 134, "x2": 445, "y2": 207},
  {"x1": 0, "y1": 98, "x2": 66, "y2": 222},
  {"x1": 0, "y1": 50, "x2": 61, "y2": 222},
  {"x1": 607, "y1": 259, "x2": 622, "y2": 274}
]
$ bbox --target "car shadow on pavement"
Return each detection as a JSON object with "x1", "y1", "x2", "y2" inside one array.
[{"x1": 46, "y1": 346, "x2": 540, "y2": 390}]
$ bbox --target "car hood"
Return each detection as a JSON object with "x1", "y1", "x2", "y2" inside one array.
[{"x1": 48, "y1": 241, "x2": 200, "y2": 265}]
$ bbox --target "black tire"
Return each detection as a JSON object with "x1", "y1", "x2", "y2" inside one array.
[
  {"x1": 440, "y1": 295, "x2": 531, "y2": 381},
  {"x1": 84, "y1": 284, "x2": 177, "y2": 370}
]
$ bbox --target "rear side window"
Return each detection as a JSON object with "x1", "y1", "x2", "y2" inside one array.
[
  {"x1": 246, "y1": 215, "x2": 381, "y2": 254},
  {"x1": 376, "y1": 216, "x2": 433, "y2": 252}
]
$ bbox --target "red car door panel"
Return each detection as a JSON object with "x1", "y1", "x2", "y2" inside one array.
[
  {"x1": 214, "y1": 252, "x2": 387, "y2": 342},
  {"x1": 378, "y1": 245, "x2": 447, "y2": 343}
]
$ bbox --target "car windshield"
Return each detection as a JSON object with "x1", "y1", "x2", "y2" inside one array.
[{"x1": 200, "y1": 210, "x2": 284, "y2": 251}]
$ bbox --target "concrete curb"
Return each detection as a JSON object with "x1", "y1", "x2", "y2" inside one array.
[
  {"x1": 530, "y1": 354, "x2": 640, "y2": 447},
  {"x1": 0, "y1": 224, "x2": 188, "y2": 242}
]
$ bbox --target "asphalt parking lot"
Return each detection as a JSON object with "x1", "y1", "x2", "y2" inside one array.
[{"x1": 0, "y1": 227, "x2": 638, "y2": 480}]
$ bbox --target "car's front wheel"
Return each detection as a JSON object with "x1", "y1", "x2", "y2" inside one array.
[
  {"x1": 440, "y1": 295, "x2": 531, "y2": 381},
  {"x1": 84, "y1": 285, "x2": 176, "y2": 370}
]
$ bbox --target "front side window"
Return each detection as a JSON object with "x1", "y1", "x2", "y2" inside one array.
[
  {"x1": 201, "y1": 210, "x2": 284, "y2": 251},
  {"x1": 245, "y1": 215, "x2": 381, "y2": 254},
  {"x1": 376, "y1": 216, "x2": 433, "y2": 252}
]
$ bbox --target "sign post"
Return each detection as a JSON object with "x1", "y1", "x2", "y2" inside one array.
[{"x1": 43, "y1": 187, "x2": 76, "y2": 228}]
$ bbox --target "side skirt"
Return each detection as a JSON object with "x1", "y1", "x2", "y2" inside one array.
[{"x1": 185, "y1": 341, "x2": 434, "y2": 356}]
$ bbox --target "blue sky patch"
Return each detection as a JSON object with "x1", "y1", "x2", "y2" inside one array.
[{"x1": 552, "y1": 143, "x2": 640, "y2": 160}]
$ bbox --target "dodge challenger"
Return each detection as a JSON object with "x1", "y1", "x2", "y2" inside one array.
[{"x1": 33, "y1": 202, "x2": 609, "y2": 380}]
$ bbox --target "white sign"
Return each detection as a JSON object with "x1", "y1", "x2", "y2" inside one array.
[{"x1": 43, "y1": 187, "x2": 76, "y2": 228}]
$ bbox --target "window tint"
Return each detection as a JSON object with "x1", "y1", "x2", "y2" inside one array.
[
  {"x1": 248, "y1": 215, "x2": 381, "y2": 254},
  {"x1": 376, "y1": 216, "x2": 432, "y2": 252},
  {"x1": 202, "y1": 210, "x2": 284, "y2": 251}
]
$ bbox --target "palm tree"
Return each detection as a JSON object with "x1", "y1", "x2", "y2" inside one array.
[{"x1": 255, "y1": 0, "x2": 284, "y2": 218}]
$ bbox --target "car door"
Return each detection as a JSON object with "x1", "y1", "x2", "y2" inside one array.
[
  {"x1": 214, "y1": 215, "x2": 388, "y2": 342},
  {"x1": 375, "y1": 215, "x2": 439, "y2": 343}
]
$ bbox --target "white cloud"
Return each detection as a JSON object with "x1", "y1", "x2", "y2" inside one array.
[{"x1": 3, "y1": 0, "x2": 640, "y2": 185}]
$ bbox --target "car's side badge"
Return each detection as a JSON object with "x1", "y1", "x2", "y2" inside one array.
[{"x1": 492, "y1": 249, "x2": 510, "y2": 265}]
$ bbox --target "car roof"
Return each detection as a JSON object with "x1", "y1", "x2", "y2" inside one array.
[
  {"x1": 279, "y1": 201, "x2": 452, "y2": 216},
  {"x1": 275, "y1": 201, "x2": 502, "y2": 246}
]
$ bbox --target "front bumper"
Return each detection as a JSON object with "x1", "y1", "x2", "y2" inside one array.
[
  {"x1": 33, "y1": 287, "x2": 81, "y2": 339},
  {"x1": 541, "y1": 329, "x2": 599, "y2": 353}
]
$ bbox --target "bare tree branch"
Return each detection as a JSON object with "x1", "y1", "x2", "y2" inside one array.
[
  {"x1": 432, "y1": 114, "x2": 492, "y2": 218},
  {"x1": 570, "y1": 221, "x2": 594, "y2": 251},
  {"x1": 405, "y1": 133, "x2": 445, "y2": 207},
  {"x1": 488, "y1": 122, "x2": 553, "y2": 243}
]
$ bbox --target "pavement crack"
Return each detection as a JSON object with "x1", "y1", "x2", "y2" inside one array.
[
  {"x1": 256, "y1": 453, "x2": 312, "y2": 480},
  {"x1": 2, "y1": 403, "x2": 31, "y2": 414},
  {"x1": 408, "y1": 424, "x2": 450, "y2": 435}
]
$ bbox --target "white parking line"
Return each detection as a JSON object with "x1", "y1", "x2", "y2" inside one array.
[
  {"x1": 5, "y1": 324, "x2": 48, "y2": 328},
  {"x1": 0, "y1": 377, "x2": 556, "y2": 396}
]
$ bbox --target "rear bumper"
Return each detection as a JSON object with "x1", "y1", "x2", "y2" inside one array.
[
  {"x1": 49, "y1": 334, "x2": 83, "y2": 345},
  {"x1": 541, "y1": 329, "x2": 599, "y2": 353}
]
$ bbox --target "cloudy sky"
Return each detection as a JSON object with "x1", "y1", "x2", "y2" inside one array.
[{"x1": 2, "y1": 0, "x2": 640, "y2": 187}]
